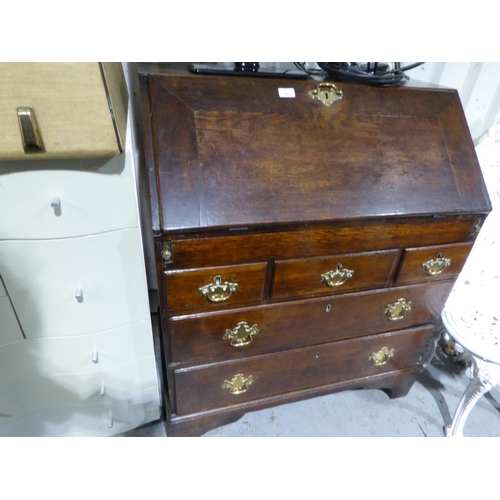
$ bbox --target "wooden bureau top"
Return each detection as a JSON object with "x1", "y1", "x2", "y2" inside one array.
[{"x1": 139, "y1": 65, "x2": 491, "y2": 234}]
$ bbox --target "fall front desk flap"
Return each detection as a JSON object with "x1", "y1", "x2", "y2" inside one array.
[{"x1": 143, "y1": 72, "x2": 491, "y2": 232}]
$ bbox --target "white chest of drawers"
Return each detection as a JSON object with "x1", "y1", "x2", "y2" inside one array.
[{"x1": 0, "y1": 64, "x2": 159, "y2": 436}]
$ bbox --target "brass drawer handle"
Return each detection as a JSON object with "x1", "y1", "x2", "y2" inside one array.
[
  {"x1": 421, "y1": 252, "x2": 451, "y2": 276},
  {"x1": 369, "y1": 347, "x2": 395, "y2": 367},
  {"x1": 223, "y1": 321, "x2": 259, "y2": 347},
  {"x1": 308, "y1": 83, "x2": 343, "y2": 107},
  {"x1": 384, "y1": 298, "x2": 412, "y2": 321},
  {"x1": 17, "y1": 107, "x2": 45, "y2": 154},
  {"x1": 320, "y1": 264, "x2": 354, "y2": 287},
  {"x1": 222, "y1": 374, "x2": 254, "y2": 395},
  {"x1": 198, "y1": 274, "x2": 238, "y2": 302}
]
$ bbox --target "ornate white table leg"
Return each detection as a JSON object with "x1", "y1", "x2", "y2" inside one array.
[{"x1": 445, "y1": 355, "x2": 500, "y2": 437}]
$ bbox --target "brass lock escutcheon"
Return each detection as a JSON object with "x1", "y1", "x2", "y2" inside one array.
[
  {"x1": 198, "y1": 275, "x2": 238, "y2": 303},
  {"x1": 369, "y1": 346, "x2": 395, "y2": 367},
  {"x1": 320, "y1": 264, "x2": 354, "y2": 287},
  {"x1": 223, "y1": 321, "x2": 259, "y2": 347},
  {"x1": 222, "y1": 373, "x2": 254, "y2": 395},
  {"x1": 421, "y1": 252, "x2": 451, "y2": 276},
  {"x1": 384, "y1": 298, "x2": 412, "y2": 321},
  {"x1": 17, "y1": 107, "x2": 45, "y2": 154},
  {"x1": 308, "y1": 83, "x2": 343, "y2": 107},
  {"x1": 161, "y1": 241, "x2": 173, "y2": 264}
]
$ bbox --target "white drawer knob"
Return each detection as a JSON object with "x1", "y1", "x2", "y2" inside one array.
[
  {"x1": 51, "y1": 197, "x2": 61, "y2": 209},
  {"x1": 75, "y1": 287, "x2": 83, "y2": 302},
  {"x1": 108, "y1": 411, "x2": 113, "y2": 428},
  {"x1": 100, "y1": 382, "x2": 106, "y2": 396},
  {"x1": 92, "y1": 348, "x2": 99, "y2": 364}
]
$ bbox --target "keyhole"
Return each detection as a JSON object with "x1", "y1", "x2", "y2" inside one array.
[
  {"x1": 326, "y1": 304, "x2": 332, "y2": 313},
  {"x1": 316, "y1": 352, "x2": 320, "y2": 359}
]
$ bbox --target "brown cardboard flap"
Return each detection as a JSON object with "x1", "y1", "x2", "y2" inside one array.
[{"x1": 0, "y1": 62, "x2": 128, "y2": 160}]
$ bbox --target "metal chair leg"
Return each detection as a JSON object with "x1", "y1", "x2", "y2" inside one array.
[{"x1": 445, "y1": 355, "x2": 500, "y2": 437}]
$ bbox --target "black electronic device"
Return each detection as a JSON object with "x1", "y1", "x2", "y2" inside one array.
[{"x1": 188, "y1": 62, "x2": 310, "y2": 79}]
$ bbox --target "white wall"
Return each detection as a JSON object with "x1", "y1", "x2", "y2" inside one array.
[{"x1": 404, "y1": 63, "x2": 500, "y2": 143}]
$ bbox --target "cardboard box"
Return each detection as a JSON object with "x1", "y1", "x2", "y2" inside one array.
[{"x1": 0, "y1": 62, "x2": 128, "y2": 160}]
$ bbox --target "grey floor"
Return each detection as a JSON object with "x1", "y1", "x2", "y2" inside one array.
[{"x1": 121, "y1": 313, "x2": 500, "y2": 438}]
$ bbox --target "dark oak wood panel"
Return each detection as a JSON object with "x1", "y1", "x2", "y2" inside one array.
[
  {"x1": 165, "y1": 365, "x2": 425, "y2": 436},
  {"x1": 396, "y1": 242, "x2": 474, "y2": 285},
  {"x1": 164, "y1": 263, "x2": 267, "y2": 313},
  {"x1": 173, "y1": 325, "x2": 433, "y2": 415},
  {"x1": 168, "y1": 280, "x2": 453, "y2": 365},
  {"x1": 144, "y1": 73, "x2": 490, "y2": 233},
  {"x1": 272, "y1": 249, "x2": 399, "y2": 300},
  {"x1": 165, "y1": 216, "x2": 481, "y2": 269}
]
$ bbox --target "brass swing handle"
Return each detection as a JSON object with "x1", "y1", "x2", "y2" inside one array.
[
  {"x1": 198, "y1": 275, "x2": 238, "y2": 303},
  {"x1": 369, "y1": 347, "x2": 395, "y2": 367},
  {"x1": 222, "y1": 374, "x2": 254, "y2": 395},
  {"x1": 421, "y1": 252, "x2": 451, "y2": 276},
  {"x1": 384, "y1": 298, "x2": 412, "y2": 321},
  {"x1": 320, "y1": 264, "x2": 354, "y2": 287},
  {"x1": 223, "y1": 321, "x2": 259, "y2": 347}
]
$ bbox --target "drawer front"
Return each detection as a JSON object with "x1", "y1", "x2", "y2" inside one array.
[
  {"x1": 0, "y1": 156, "x2": 139, "y2": 240},
  {"x1": 0, "y1": 320, "x2": 155, "y2": 385},
  {"x1": 396, "y1": 242, "x2": 473, "y2": 285},
  {"x1": 0, "y1": 229, "x2": 150, "y2": 338},
  {"x1": 0, "y1": 296, "x2": 24, "y2": 345},
  {"x1": 165, "y1": 263, "x2": 267, "y2": 313},
  {"x1": 272, "y1": 249, "x2": 399, "y2": 300},
  {"x1": 0, "y1": 387, "x2": 160, "y2": 437},
  {"x1": 168, "y1": 280, "x2": 453, "y2": 365},
  {"x1": 174, "y1": 325, "x2": 433, "y2": 415},
  {"x1": 0, "y1": 356, "x2": 157, "y2": 424}
]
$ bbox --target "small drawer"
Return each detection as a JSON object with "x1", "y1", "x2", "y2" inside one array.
[
  {"x1": 396, "y1": 242, "x2": 473, "y2": 285},
  {"x1": 165, "y1": 263, "x2": 267, "y2": 313},
  {"x1": 168, "y1": 280, "x2": 454, "y2": 365},
  {"x1": 272, "y1": 249, "x2": 399, "y2": 300},
  {"x1": 173, "y1": 324, "x2": 433, "y2": 415}
]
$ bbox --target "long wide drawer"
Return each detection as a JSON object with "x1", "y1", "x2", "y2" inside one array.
[
  {"x1": 168, "y1": 280, "x2": 453, "y2": 365},
  {"x1": 173, "y1": 324, "x2": 433, "y2": 415}
]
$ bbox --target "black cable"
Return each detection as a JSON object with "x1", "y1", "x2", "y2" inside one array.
[{"x1": 316, "y1": 62, "x2": 425, "y2": 87}]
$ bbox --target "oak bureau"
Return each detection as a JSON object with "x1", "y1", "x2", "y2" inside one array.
[{"x1": 138, "y1": 64, "x2": 491, "y2": 437}]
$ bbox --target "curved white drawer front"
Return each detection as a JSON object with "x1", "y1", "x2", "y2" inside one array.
[
  {"x1": 0, "y1": 229, "x2": 150, "y2": 338},
  {"x1": 0, "y1": 296, "x2": 24, "y2": 345},
  {"x1": 0, "y1": 387, "x2": 160, "y2": 437},
  {"x1": 0, "y1": 154, "x2": 138, "y2": 240},
  {"x1": 0, "y1": 320, "x2": 155, "y2": 384},
  {"x1": 0, "y1": 356, "x2": 158, "y2": 424}
]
